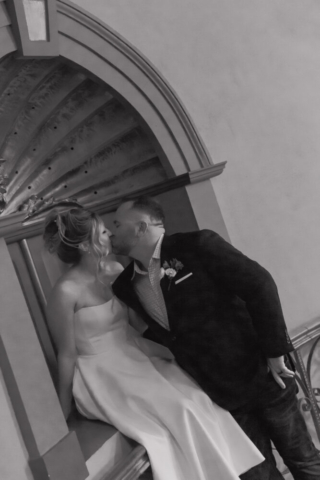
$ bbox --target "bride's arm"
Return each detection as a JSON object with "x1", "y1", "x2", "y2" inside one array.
[
  {"x1": 128, "y1": 308, "x2": 148, "y2": 334},
  {"x1": 46, "y1": 282, "x2": 77, "y2": 420}
]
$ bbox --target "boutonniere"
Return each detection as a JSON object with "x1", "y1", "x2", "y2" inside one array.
[{"x1": 160, "y1": 258, "x2": 184, "y2": 290}]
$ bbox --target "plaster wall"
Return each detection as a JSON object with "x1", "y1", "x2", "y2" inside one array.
[{"x1": 71, "y1": 0, "x2": 320, "y2": 330}]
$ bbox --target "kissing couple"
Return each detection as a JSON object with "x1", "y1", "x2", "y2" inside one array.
[{"x1": 44, "y1": 196, "x2": 320, "y2": 480}]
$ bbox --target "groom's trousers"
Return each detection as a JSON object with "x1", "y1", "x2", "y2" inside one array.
[{"x1": 232, "y1": 372, "x2": 320, "y2": 480}]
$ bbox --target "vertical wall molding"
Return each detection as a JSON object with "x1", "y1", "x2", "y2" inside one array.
[
  {"x1": 0, "y1": 237, "x2": 88, "y2": 480},
  {"x1": 5, "y1": 0, "x2": 59, "y2": 57}
]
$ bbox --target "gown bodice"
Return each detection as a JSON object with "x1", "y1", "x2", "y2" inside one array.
[{"x1": 74, "y1": 296, "x2": 129, "y2": 355}]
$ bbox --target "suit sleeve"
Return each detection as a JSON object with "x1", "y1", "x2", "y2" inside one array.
[{"x1": 194, "y1": 230, "x2": 294, "y2": 358}]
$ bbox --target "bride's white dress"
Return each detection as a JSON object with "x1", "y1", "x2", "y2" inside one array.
[{"x1": 72, "y1": 296, "x2": 264, "y2": 480}]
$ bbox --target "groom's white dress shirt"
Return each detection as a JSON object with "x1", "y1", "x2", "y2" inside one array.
[{"x1": 132, "y1": 234, "x2": 170, "y2": 330}]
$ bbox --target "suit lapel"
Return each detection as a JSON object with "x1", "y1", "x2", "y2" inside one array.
[
  {"x1": 159, "y1": 235, "x2": 179, "y2": 327},
  {"x1": 160, "y1": 235, "x2": 193, "y2": 324}
]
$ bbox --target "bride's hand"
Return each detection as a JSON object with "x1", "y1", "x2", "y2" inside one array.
[
  {"x1": 61, "y1": 399, "x2": 72, "y2": 420},
  {"x1": 59, "y1": 386, "x2": 73, "y2": 419}
]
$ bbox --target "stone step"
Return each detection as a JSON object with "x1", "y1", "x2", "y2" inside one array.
[{"x1": 67, "y1": 410, "x2": 150, "y2": 480}]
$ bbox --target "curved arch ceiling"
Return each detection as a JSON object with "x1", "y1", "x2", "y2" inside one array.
[{"x1": 0, "y1": 53, "x2": 170, "y2": 217}]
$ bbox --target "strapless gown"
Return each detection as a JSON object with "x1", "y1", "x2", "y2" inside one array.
[{"x1": 72, "y1": 296, "x2": 264, "y2": 480}]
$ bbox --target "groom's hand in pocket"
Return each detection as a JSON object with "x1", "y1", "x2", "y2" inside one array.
[{"x1": 267, "y1": 356, "x2": 295, "y2": 389}]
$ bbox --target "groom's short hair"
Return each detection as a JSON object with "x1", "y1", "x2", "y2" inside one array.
[{"x1": 122, "y1": 196, "x2": 165, "y2": 223}]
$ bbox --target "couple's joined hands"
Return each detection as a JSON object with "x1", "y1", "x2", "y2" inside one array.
[{"x1": 267, "y1": 356, "x2": 295, "y2": 389}]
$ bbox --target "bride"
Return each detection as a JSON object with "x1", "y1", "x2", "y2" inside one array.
[{"x1": 43, "y1": 206, "x2": 264, "y2": 480}]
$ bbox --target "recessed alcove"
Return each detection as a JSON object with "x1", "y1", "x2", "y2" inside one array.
[{"x1": 0, "y1": 53, "x2": 175, "y2": 218}]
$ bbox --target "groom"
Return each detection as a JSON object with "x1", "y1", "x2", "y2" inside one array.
[{"x1": 111, "y1": 195, "x2": 320, "y2": 479}]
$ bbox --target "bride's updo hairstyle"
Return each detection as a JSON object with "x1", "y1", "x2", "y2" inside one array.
[{"x1": 43, "y1": 207, "x2": 107, "y2": 266}]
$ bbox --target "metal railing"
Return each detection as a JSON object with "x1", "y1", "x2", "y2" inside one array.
[
  {"x1": 291, "y1": 320, "x2": 320, "y2": 443},
  {"x1": 276, "y1": 321, "x2": 320, "y2": 478}
]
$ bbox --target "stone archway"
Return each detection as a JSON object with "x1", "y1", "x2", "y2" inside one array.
[
  {"x1": 0, "y1": 0, "x2": 228, "y2": 239},
  {"x1": 56, "y1": 0, "x2": 212, "y2": 175}
]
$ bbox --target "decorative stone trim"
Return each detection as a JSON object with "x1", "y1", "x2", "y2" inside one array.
[
  {"x1": 0, "y1": 162, "x2": 227, "y2": 244},
  {"x1": 0, "y1": 175, "x2": 190, "y2": 243},
  {"x1": 105, "y1": 445, "x2": 149, "y2": 480},
  {"x1": 0, "y1": 1, "x2": 11, "y2": 28},
  {"x1": 188, "y1": 162, "x2": 227, "y2": 184},
  {"x1": 6, "y1": 0, "x2": 59, "y2": 57}
]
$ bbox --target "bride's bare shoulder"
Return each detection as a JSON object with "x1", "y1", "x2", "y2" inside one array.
[{"x1": 48, "y1": 270, "x2": 80, "y2": 306}]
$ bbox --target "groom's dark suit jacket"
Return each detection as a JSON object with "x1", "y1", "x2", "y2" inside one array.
[{"x1": 112, "y1": 230, "x2": 294, "y2": 411}]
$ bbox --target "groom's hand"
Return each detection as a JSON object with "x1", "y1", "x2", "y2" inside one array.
[{"x1": 267, "y1": 356, "x2": 295, "y2": 389}]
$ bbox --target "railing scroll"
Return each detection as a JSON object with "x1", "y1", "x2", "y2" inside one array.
[{"x1": 291, "y1": 318, "x2": 320, "y2": 443}]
